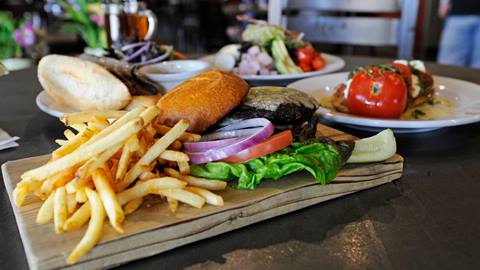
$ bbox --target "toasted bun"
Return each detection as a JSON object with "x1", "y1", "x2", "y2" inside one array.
[
  {"x1": 38, "y1": 54, "x2": 131, "y2": 111},
  {"x1": 125, "y1": 94, "x2": 162, "y2": 110},
  {"x1": 156, "y1": 70, "x2": 249, "y2": 133}
]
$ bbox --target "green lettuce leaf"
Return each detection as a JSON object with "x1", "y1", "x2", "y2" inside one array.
[
  {"x1": 190, "y1": 141, "x2": 344, "y2": 190},
  {"x1": 242, "y1": 24, "x2": 286, "y2": 48}
]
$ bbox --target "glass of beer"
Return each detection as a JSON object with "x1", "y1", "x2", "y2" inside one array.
[{"x1": 103, "y1": 0, "x2": 158, "y2": 49}]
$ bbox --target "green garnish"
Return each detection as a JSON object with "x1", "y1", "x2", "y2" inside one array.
[
  {"x1": 412, "y1": 109, "x2": 426, "y2": 119},
  {"x1": 372, "y1": 83, "x2": 381, "y2": 95},
  {"x1": 190, "y1": 141, "x2": 345, "y2": 190}
]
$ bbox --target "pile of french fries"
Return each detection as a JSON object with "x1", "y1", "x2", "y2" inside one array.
[{"x1": 12, "y1": 106, "x2": 227, "y2": 264}]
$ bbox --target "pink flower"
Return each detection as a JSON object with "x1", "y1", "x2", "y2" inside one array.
[
  {"x1": 13, "y1": 22, "x2": 36, "y2": 47},
  {"x1": 90, "y1": 13, "x2": 104, "y2": 27}
]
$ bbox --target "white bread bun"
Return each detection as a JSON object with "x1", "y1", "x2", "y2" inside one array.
[{"x1": 38, "y1": 54, "x2": 131, "y2": 111}]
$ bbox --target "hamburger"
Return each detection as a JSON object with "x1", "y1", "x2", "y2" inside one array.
[
  {"x1": 155, "y1": 70, "x2": 355, "y2": 189},
  {"x1": 156, "y1": 70, "x2": 320, "y2": 136}
]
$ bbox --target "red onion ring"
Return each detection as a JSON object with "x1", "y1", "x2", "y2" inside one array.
[
  {"x1": 184, "y1": 137, "x2": 242, "y2": 152},
  {"x1": 199, "y1": 127, "x2": 261, "y2": 141},
  {"x1": 123, "y1": 43, "x2": 149, "y2": 62},
  {"x1": 215, "y1": 118, "x2": 270, "y2": 132},
  {"x1": 185, "y1": 118, "x2": 274, "y2": 164},
  {"x1": 121, "y1": 42, "x2": 147, "y2": 51}
]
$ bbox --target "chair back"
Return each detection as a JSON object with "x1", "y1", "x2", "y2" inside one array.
[{"x1": 268, "y1": 0, "x2": 419, "y2": 59}]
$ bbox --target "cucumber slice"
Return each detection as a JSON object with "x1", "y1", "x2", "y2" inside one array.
[{"x1": 347, "y1": 129, "x2": 397, "y2": 163}]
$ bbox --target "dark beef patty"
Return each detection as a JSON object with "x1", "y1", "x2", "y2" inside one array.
[{"x1": 221, "y1": 86, "x2": 319, "y2": 126}]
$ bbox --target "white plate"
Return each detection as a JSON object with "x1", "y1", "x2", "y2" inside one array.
[
  {"x1": 36, "y1": 91, "x2": 78, "y2": 117},
  {"x1": 201, "y1": 53, "x2": 345, "y2": 85},
  {"x1": 288, "y1": 72, "x2": 480, "y2": 133}
]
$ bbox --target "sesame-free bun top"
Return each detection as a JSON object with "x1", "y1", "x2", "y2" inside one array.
[
  {"x1": 38, "y1": 54, "x2": 131, "y2": 111},
  {"x1": 156, "y1": 70, "x2": 249, "y2": 133}
]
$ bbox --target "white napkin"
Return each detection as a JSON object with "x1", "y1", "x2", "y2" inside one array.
[{"x1": 0, "y1": 128, "x2": 19, "y2": 150}]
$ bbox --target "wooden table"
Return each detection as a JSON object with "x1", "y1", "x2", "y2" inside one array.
[{"x1": 1, "y1": 56, "x2": 480, "y2": 270}]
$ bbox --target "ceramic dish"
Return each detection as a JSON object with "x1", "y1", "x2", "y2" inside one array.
[
  {"x1": 138, "y1": 60, "x2": 211, "y2": 91},
  {"x1": 288, "y1": 72, "x2": 480, "y2": 133},
  {"x1": 36, "y1": 90, "x2": 78, "y2": 117}
]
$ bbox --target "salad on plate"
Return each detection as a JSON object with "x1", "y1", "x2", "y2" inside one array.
[{"x1": 215, "y1": 20, "x2": 326, "y2": 76}]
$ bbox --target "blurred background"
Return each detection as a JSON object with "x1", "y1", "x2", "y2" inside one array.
[{"x1": 0, "y1": 0, "x2": 466, "y2": 64}]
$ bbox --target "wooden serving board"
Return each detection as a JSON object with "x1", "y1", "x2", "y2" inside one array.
[{"x1": 1, "y1": 125, "x2": 403, "y2": 270}]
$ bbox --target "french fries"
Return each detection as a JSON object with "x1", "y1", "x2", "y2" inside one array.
[
  {"x1": 117, "y1": 119, "x2": 189, "y2": 191},
  {"x1": 36, "y1": 192, "x2": 54, "y2": 224},
  {"x1": 64, "y1": 202, "x2": 90, "y2": 231},
  {"x1": 156, "y1": 189, "x2": 205, "y2": 209},
  {"x1": 21, "y1": 118, "x2": 143, "y2": 182},
  {"x1": 177, "y1": 161, "x2": 190, "y2": 174},
  {"x1": 159, "y1": 150, "x2": 189, "y2": 162},
  {"x1": 167, "y1": 197, "x2": 178, "y2": 214},
  {"x1": 92, "y1": 168, "x2": 124, "y2": 233},
  {"x1": 164, "y1": 168, "x2": 227, "y2": 191},
  {"x1": 60, "y1": 110, "x2": 127, "y2": 125},
  {"x1": 185, "y1": 186, "x2": 224, "y2": 206},
  {"x1": 53, "y1": 187, "x2": 67, "y2": 234},
  {"x1": 153, "y1": 124, "x2": 201, "y2": 142},
  {"x1": 117, "y1": 177, "x2": 186, "y2": 205},
  {"x1": 115, "y1": 135, "x2": 139, "y2": 181},
  {"x1": 123, "y1": 198, "x2": 143, "y2": 215},
  {"x1": 67, "y1": 188, "x2": 105, "y2": 264},
  {"x1": 12, "y1": 107, "x2": 227, "y2": 264}
]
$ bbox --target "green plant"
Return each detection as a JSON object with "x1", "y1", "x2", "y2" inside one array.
[
  {"x1": 58, "y1": 0, "x2": 107, "y2": 48},
  {"x1": 0, "y1": 12, "x2": 22, "y2": 59}
]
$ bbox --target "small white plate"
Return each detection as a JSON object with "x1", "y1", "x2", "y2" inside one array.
[
  {"x1": 201, "y1": 53, "x2": 345, "y2": 85},
  {"x1": 138, "y1": 60, "x2": 211, "y2": 91},
  {"x1": 288, "y1": 72, "x2": 480, "y2": 133},
  {"x1": 36, "y1": 91, "x2": 78, "y2": 117}
]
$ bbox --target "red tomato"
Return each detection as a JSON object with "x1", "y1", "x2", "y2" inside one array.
[
  {"x1": 222, "y1": 130, "x2": 293, "y2": 163},
  {"x1": 347, "y1": 66, "x2": 407, "y2": 118},
  {"x1": 296, "y1": 48, "x2": 313, "y2": 65},
  {"x1": 299, "y1": 62, "x2": 312, "y2": 72},
  {"x1": 390, "y1": 63, "x2": 412, "y2": 87},
  {"x1": 312, "y1": 55, "x2": 326, "y2": 70}
]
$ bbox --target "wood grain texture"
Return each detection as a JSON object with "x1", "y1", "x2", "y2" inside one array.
[{"x1": 1, "y1": 125, "x2": 403, "y2": 270}]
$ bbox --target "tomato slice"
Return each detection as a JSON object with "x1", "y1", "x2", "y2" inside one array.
[{"x1": 222, "y1": 130, "x2": 293, "y2": 163}]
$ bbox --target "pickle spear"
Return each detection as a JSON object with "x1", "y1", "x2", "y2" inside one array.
[{"x1": 347, "y1": 129, "x2": 397, "y2": 163}]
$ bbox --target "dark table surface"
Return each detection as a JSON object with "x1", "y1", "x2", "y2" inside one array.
[{"x1": 1, "y1": 56, "x2": 480, "y2": 270}]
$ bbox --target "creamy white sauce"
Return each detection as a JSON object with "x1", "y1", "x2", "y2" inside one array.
[{"x1": 401, "y1": 96, "x2": 453, "y2": 120}]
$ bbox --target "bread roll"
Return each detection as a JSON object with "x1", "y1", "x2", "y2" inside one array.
[
  {"x1": 156, "y1": 70, "x2": 249, "y2": 133},
  {"x1": 38, "y1": 55, "x2": 131, "y2": 111}
]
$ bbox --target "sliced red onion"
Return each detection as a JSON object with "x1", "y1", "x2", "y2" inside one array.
[
  {"x1": 123, "y1": 43, "x2": 149, "y2": 62},
  {"x1": 121, "y1": 42, "x2": 147, "y2": 51},
  {"x1": 200, "y1": 127, "x2": 261, "y2": 141},
  {"x1": 185, "y1": 118, "x2": 274, "y2": 164},
  {"x1": 184, "y1": 137, "x2": 242, "y2": 152},
  {"x1": 215, "y1": 118, "x2": 270, "y2": 132}
]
